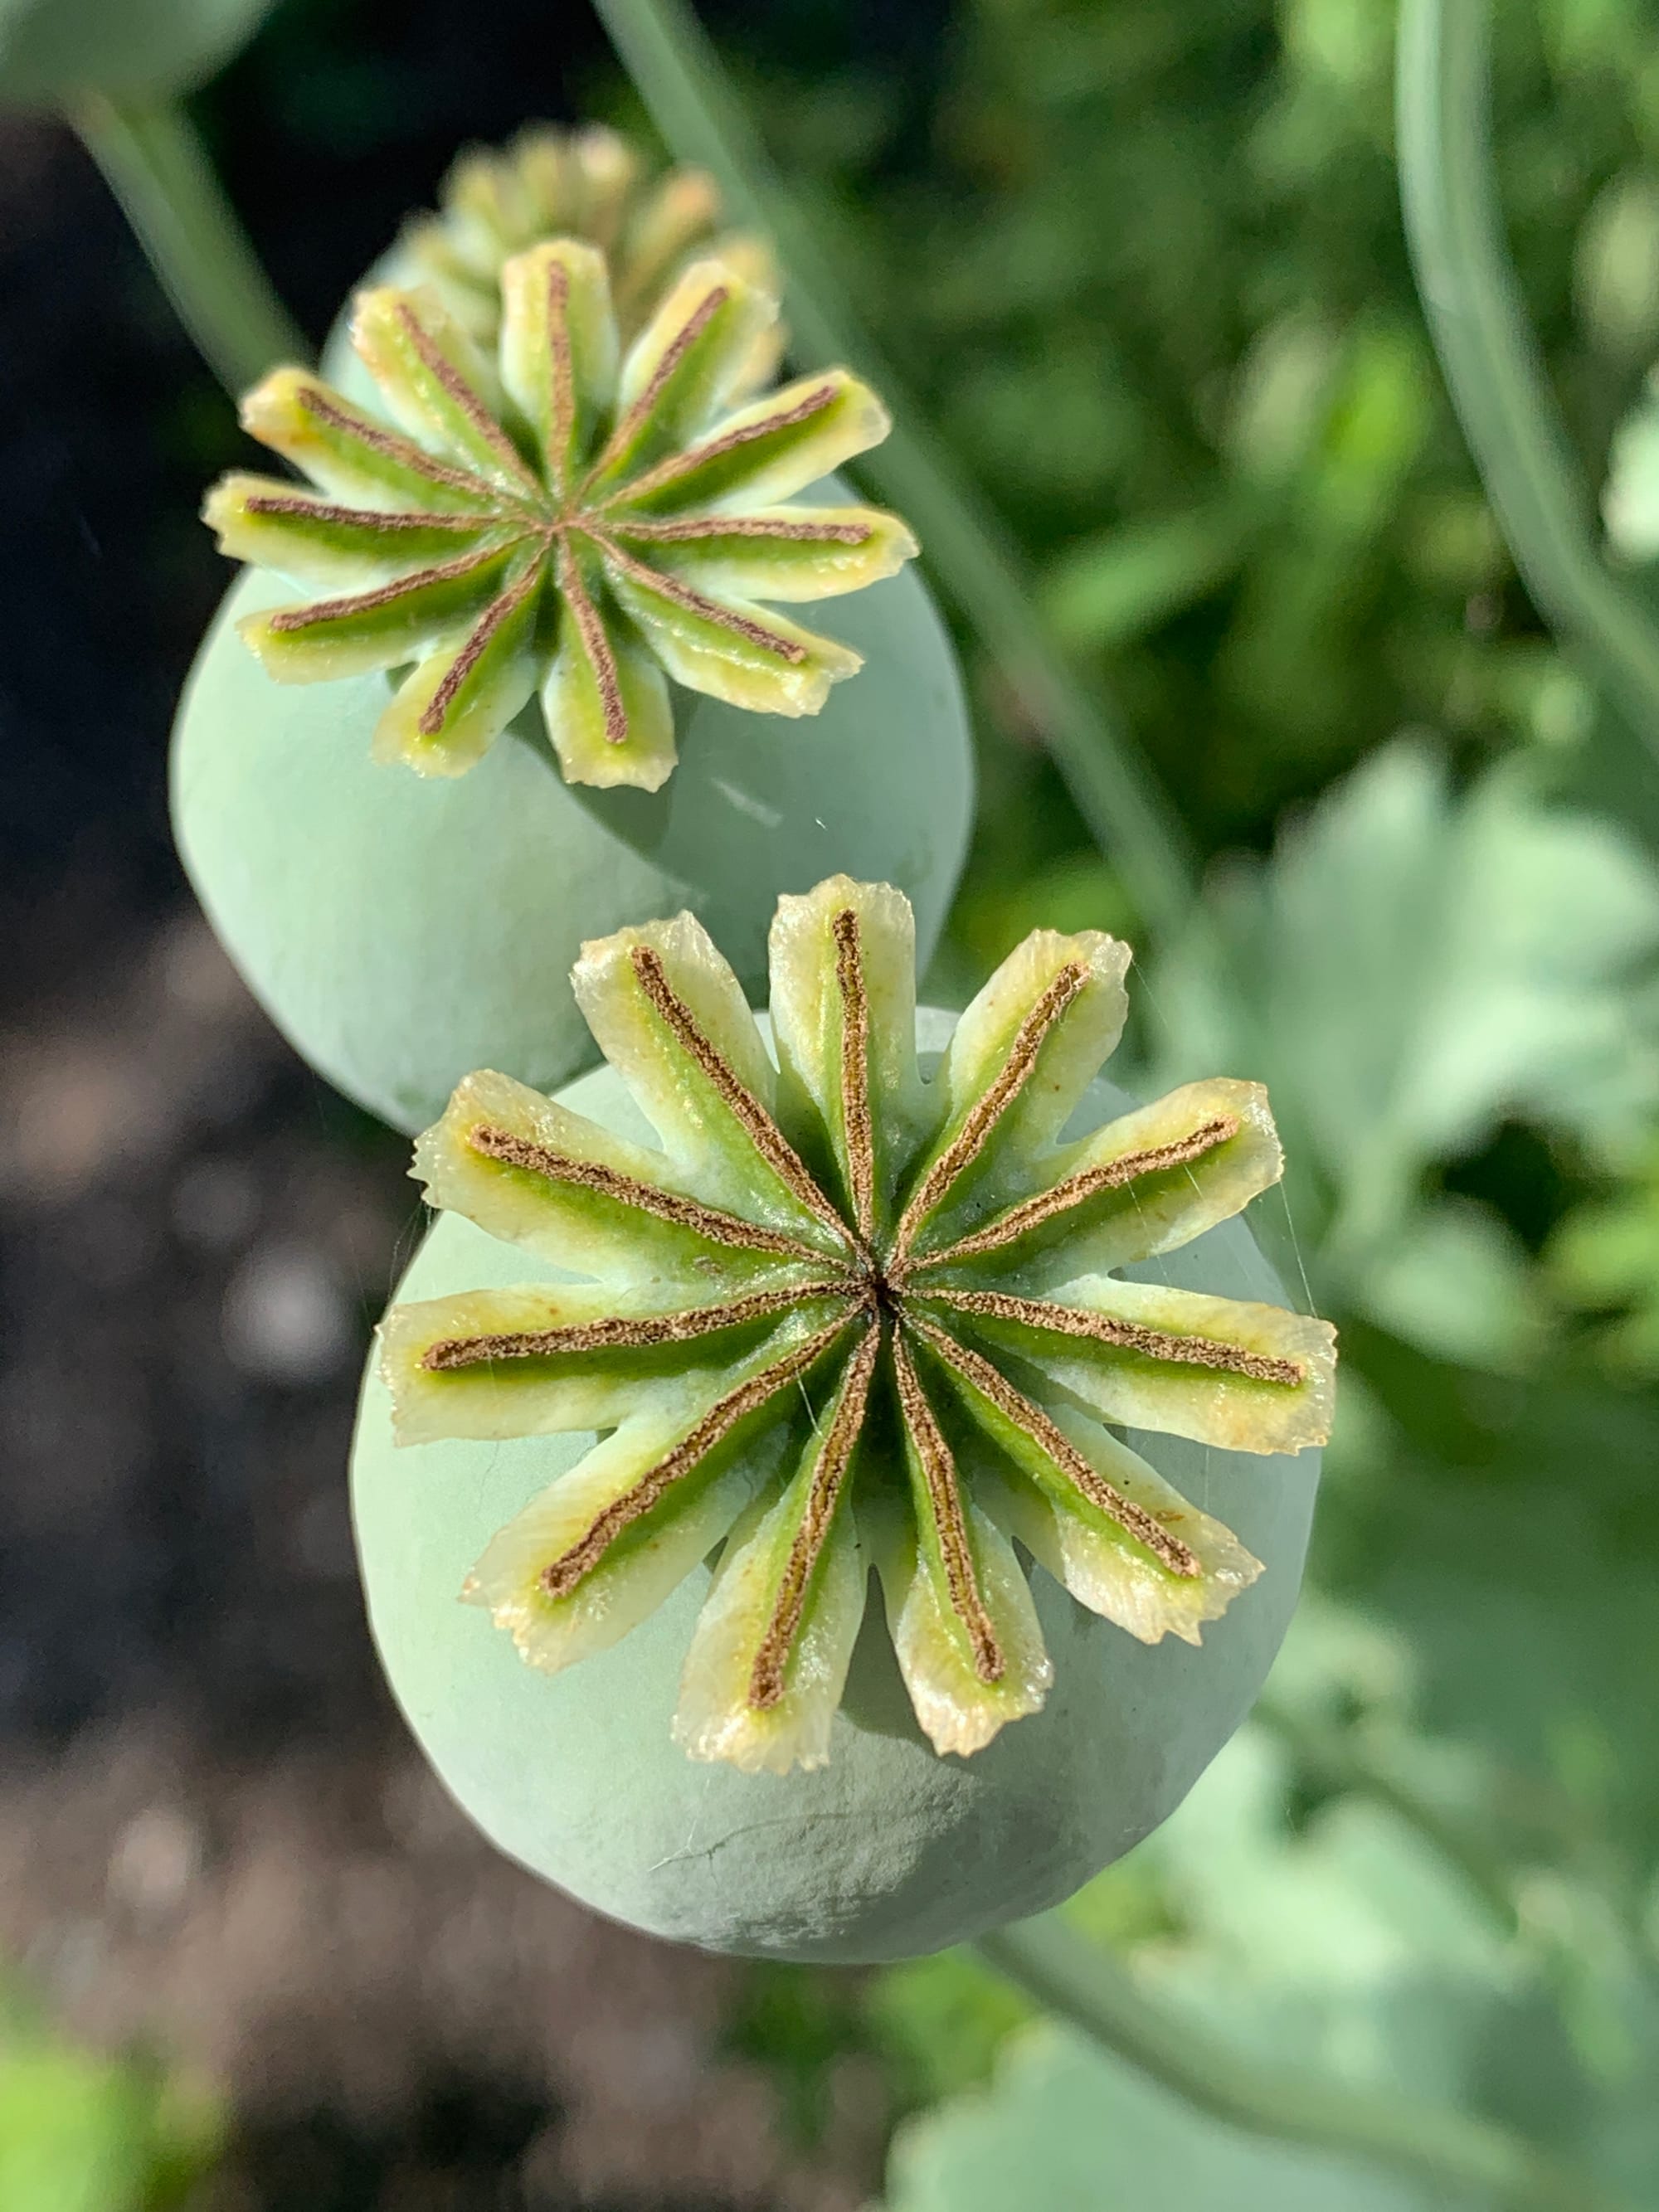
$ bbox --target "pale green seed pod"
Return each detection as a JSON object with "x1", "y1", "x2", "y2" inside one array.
[
  {"x1": 351, "y1": 887, "x2": 1331, "y2": 1962},
  {"x1": 176, "y1": 228, "x2": 972, "y2": 1130},
  {"x1": 172, "y1": 557, "x2": 971, "y2": 1131},
  {"x1": 0, "y1": 0, "x2": 274, "y2": 100}
]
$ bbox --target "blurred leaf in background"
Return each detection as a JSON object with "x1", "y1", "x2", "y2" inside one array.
[
  {"x1": 1550, "y1": 1134, "x2": 1659, "y2": 1372},
  {"x1": 882, "y1": 2026, "x2": 1435, "y2": 2212},
  {"x1": 756, "y1": 0, "x2": 1584, "y2": 837},
  {"x1": 0, "y1": 1982, "x2": 222, "y2": 2212},
  {"x1": 719, "y1": 0, "x2": 1659, "y2": 935},
  {"x1": 1141, "y1": 738, "x2": 1659, "y2": 1367}
]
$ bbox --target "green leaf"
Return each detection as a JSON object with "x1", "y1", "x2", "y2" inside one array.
[
  {"x1": 868, "y1": 1952, "x2": 1036, "y2": 2108},
  {"x1": 1145, "y1": 741, "x2": 1659, "y2": 1345},
  {"x1": 1039, "y1": 503, "x2": 1253, "y2": 652},
  {"x1": 1575, "y1": 173, "x2": 1659, "y2": 365},
  {"x1": 881, "y1": 2025, "x2": 1443, "y2": 2212},
  {"x1": 1549, "y1": 1139, "x2": 1659, "y2": 1375},
  {"x1": 876, "y1": 1691, "x2": 1659, "y2": 2210},
  {"x1": 1329, "y1": 1366, "x2": 1659, "y2": 1855},
  {"x1": 1356, "y1": 1201, "x2": 1545, "y2": 1372}
]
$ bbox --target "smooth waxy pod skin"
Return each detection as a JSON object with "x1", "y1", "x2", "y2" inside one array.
[
  {"x1": 171, "y1": 558, "x2": 970, "y2": 1132},
  {"x1": 352, "y1": 879, "x2": 1335, "y2": 1959},
  {"x1": 0, "y1": 0, "x2": 273, "y2": 100}
]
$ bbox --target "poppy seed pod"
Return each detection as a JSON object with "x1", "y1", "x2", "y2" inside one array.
[
  {"x1": 175, "y1": 230, "x2": 971, "y2": 1130},
  {"x1": 350, "y1": 878, "x2": 1334, "y2": 1960}
]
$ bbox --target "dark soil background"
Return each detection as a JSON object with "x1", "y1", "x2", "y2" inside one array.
[{"x1": 0, "y1": 3, "x2": 927, "y2": 2203}]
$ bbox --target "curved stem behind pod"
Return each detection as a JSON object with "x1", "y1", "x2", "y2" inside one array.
[
  {"x1": 71, "y1": 93, "x2": 309, "y2": 401},
  {"x1": 590, "y1": 0, "x2": 1202, "y2": 942},
  {"x1": 1396, "y1": 0, "x2": 1659, "y2": 767},
  {"x1": 975, "y1": 1915, "x2": 1628, "y2": 2212}
]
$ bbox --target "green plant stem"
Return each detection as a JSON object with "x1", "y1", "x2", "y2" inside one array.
[
  {"x1": 1253, "y1": 1698, "x2": 1522, "y2": 1934},
  {"x1": 71, "y1": 94, "x2": 309, "y2": 401},
  {"x1": 590, "y1": 0, "x2": 1200, "y2": 941},
  {"x1": 975, "y1": 1918, "x2": 1627, "y2": 2212},
  {"x1": 1396, "y1": 0, "x2": 1659, "y2": 764}
]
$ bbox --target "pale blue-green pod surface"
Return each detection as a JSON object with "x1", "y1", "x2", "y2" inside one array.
[
  {"x1": 349, "y1": 1041, "x2": 1321, "y2": 1963},
  {"x1": 172, "y1": 554, "x2": 972, "y2": 1132},
  {"x1": 0, "y1": 0, "x2": 275, "y2": 100}
]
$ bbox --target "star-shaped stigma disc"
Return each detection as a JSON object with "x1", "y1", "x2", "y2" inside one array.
[
  {"x1": 380, "y1": 877, "x2": 1336, "y2": 1774},
  {"x1": 205, "y1": 246, "x2": 915, "y2": 790}
]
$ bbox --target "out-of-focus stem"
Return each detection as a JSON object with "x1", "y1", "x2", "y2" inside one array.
[
  {"x1": 1253, "y1": 1696, "x2": 1520, "y2": 1933},
  {"x1": 1397, "y1": 0, "x2": 1659, "y2": 763},
  {"x1": 591, "y1": 0, "x2": 1202, "y2": 941},
  {"x1": 71, "y1": 94, "x2": 309, "y2": 401},
  {"x1": 976, "y1": 1916, "x2": 1628, "y2": 2211}
]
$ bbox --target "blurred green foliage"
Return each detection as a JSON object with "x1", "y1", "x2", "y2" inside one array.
[
  {"x1": 727, "y1": 0, "x2": 1659, "y2": 856},
  {"x1": 1141, "y1": 738, "x2": 1659, "y2": 1368},
  {"x1": 686, "y1": 0, "x2": 1659, "y2": 2202},
  {"x1": 0, "y1": 1985, "x2": 222, "y2": 2212},
  {"x1": 1552, "y1": 1137, "x2": 1659, "y2": 1370}
]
